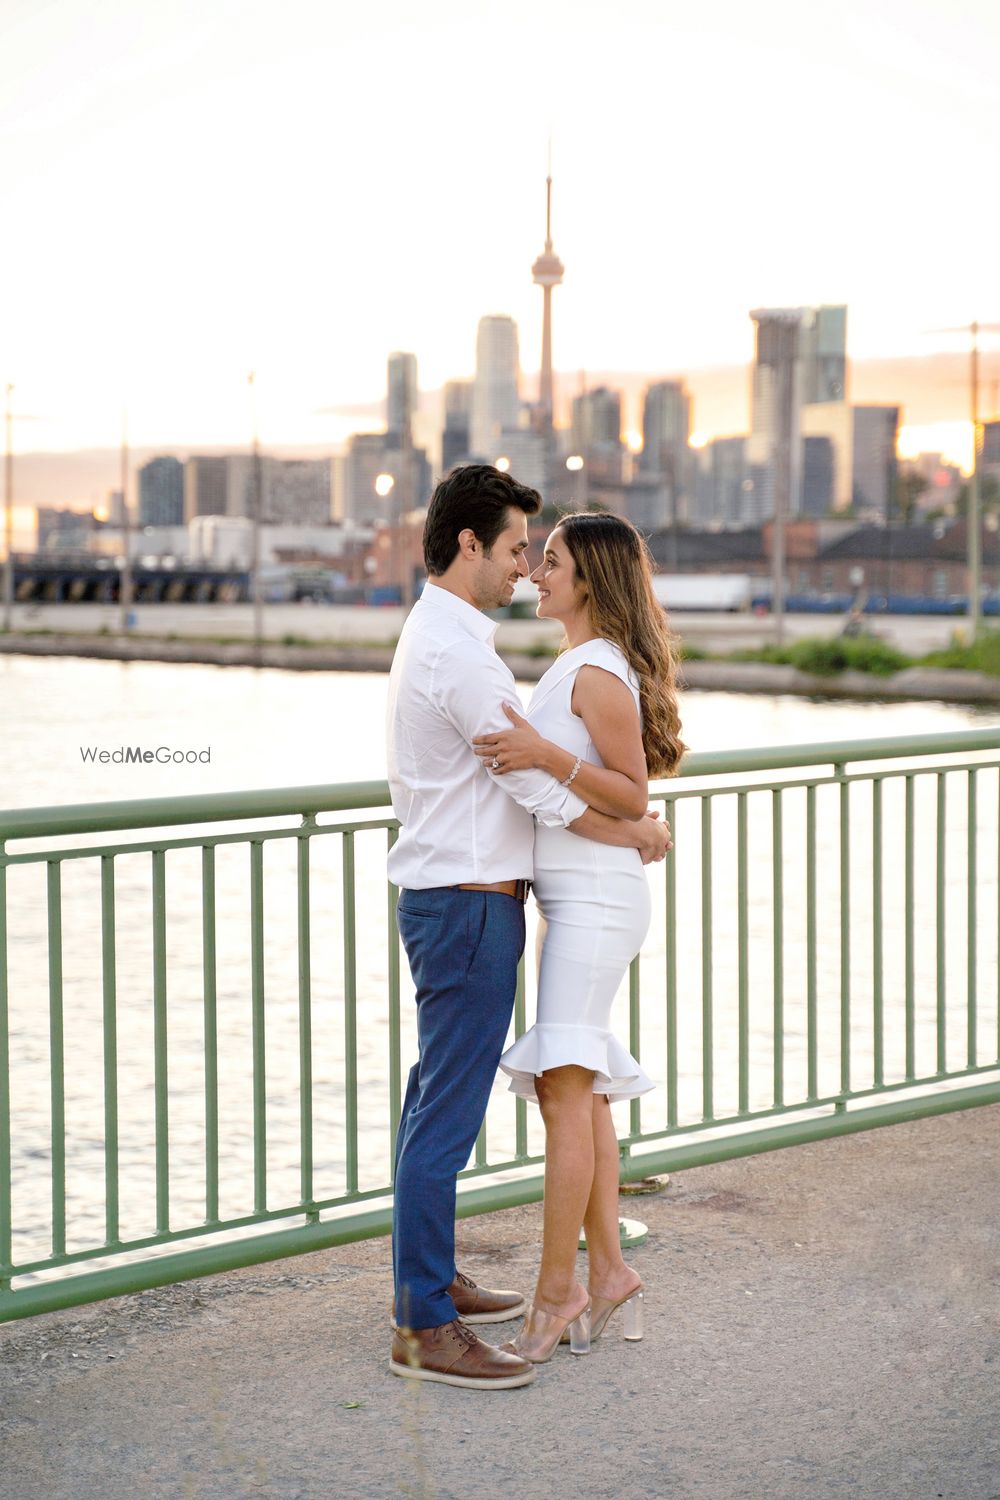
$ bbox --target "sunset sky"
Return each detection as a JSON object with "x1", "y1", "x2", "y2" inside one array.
[{"x1": 2, "y1": 0, "x2": 999, "y2": 467}]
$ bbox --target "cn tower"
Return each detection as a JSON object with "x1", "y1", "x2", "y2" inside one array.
[{"x1": 532, "y1": 173, "x2": 564, "y2": 433}]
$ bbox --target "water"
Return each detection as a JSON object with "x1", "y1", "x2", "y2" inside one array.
[{"x1": 2, "y1": 654, "x2": 998, "y2": 1273}]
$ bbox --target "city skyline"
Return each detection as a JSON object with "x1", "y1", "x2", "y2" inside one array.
[{"x1": 3, "y1": 0, "x2": 1000, "y2": 462}]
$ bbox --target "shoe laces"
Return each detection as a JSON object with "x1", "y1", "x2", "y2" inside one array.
[
  {"x1": 451, "y1": 1320, "x2": 480, "y2": 1351},
  {"x1": 453, "y1": 1271, "x2": 477, "y2": 1292}
]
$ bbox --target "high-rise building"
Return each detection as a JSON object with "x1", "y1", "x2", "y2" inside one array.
[
  {"x1": 982, "y1": 418, "x2": 1000, "y2": 469},
  {"x1": 801, "y1": 401, "x2": 854, "y2": 514},
  {"x1": 798, "y1": 402, "x2": 898, "y2": 518},
  {"x1": 184, "y1": 456, "x2": 229, "y2": 523},
  {"x1": 441, "y1": 380, "x2": 472, "y2": 474},
  {"x1": 266, "y1": 458, "x2": 333, "y2": 525},
  {"x1": 694, "y1": 436, "x2": 746, "y2": 525},
  {"x1": 801, "y1": 435, "x2": 835, "y2": 516},
  {"x1": 852, "y1": 405, "x2": 900, "y2": 516},
  {"x1": 387, "y1": 352, "x2": 418, "y2": 442},
  {"x1": 495, "y1": 429, "x2": 548, "y2": 494},
  {"x1": 571, "y1": 387, "x2": 622, "y2": 450},
  {"x1": 345, "y1": 434, "x2": 395, "y2": 525},
  {"x1": 531, "y1": 174, "x2": 564, "y2": 434},
  {"x1": 470, "y1": 315, "x2": 520, "y2": 461},
  {"x1": 138, "y1": 456, "x2": 184, "y2": 527},
  {"x1": 344, "y1": 433, "x2": 431, "y2": 525},
  {"x1": 799, "y1": 305, "x2": 847, "y2": 404},
  {"x1": 571, "y1": 387, "x2": 625, "y2": 487},
  {"x1": 639, "y1": 380, "x2": 692, "y2": 523},
  {"x1": 639, "y1": 381, "x2": 691, "y2": 473},
  {"x1": 745, "y1": 305, "x2": 848, "y2": 522}
]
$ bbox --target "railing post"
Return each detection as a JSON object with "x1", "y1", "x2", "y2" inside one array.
[
  {"x1": 298, "y1": 815, "x2": 317, "y2": 1221},
  {"x1": 0, "y1": 841, "x2": 11, "y2": 1296},
  {"x1": 835, "y1": 761, "x2": 849, "y2": 1113}
]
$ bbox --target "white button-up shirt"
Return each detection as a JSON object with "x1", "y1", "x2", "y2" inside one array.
[{"x1": 386, "y1": 582, "x2": 587, "y2": 889}]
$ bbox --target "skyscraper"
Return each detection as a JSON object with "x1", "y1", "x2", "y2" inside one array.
[
  {"x1": 745, "y1": 305, "x2": 848, "y2": 523},
  {"x1": 387, "y1": 352, "x2": 418, "y2": 443},
  {"x1": 441, "y1": 380, "x2": 472, "y2": 474},
  {"x1": 639, "y1": 381, "x2": 691, "y2": 475},
  {"x1": 184, "y1": 456, "x2": 229, "y2": 523},
  {"x1": 571, "y1": 387, "x2": 625, "y2": 487},
  {"x1": 639, "y1": 380, "x2": 692, "y2": 524},
  {"x1": 571, "y1": 386, "x2": 622, "y2": 450},
  {"x1": 799, "y1": 306, "x2": 847, "y2": 404},
  {"x1": 532, "y1": 174, "x2": 564, "y2": 433},
  {"x1": 470, "y1": 315, "x2": 520, "y2": 461},
  {"x1": 852, "y1": 405, "x2": 900, "y2": 516},
  {"x1": 138, "y1": 456, "x2": 184, "y2": 526}
]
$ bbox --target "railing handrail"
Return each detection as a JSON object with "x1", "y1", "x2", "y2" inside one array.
[{"x1": 1, "y1": 727, "x2": 998, "y2": 842}]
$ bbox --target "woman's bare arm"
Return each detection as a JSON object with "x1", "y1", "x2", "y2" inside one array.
[{"x1": 472, "y1": 667, "x2": 647, "y2": 820}]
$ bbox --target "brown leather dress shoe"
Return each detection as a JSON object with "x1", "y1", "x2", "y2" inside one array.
[
  {"x1": 448, "y1": 1270, "x2": 526, "y2": 1324},
  {"x1": 390, "y1": 1320, "x2": 536, "y2": 1390},
  {"x1": 391, "y1": 1271, "x2": 526, "y2": 1328}
]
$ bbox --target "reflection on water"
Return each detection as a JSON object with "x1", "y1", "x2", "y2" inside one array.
[{"x1": 3, "y1": 654, "x2": 998, "y2": 1269}]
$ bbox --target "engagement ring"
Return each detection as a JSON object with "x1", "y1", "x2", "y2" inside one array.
[{"x1": 491, "y1": 756, "x2": 500, "y2": 770}]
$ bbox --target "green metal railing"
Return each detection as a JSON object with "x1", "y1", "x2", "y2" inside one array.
[{"x1": 2, "y1": 727, "x2": 999, "y2": 1323}]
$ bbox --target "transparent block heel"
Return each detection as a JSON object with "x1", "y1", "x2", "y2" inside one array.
[
  {"x1": 622, "y1": 1289, "x2": 644, "y2": 1341},
  {"x1": 502, "y1": 1296, "x2": 592, "y2": 1362},
  {"x1": 568, "y1": 1305, "x2": 591, "y2": 1356}
]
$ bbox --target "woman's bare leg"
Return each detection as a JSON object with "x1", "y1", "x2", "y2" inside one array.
[
  {"x1": 581, "y1": 1094, "x2": 642, "y2": 1302},
  {"x1": 532, "y1": 1064, "x2": 596, "y2": 1318}
]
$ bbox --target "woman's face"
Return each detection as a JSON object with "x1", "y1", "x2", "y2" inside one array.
[{"x1": 529, "y1": 528, "x2": 587, "y2": 624}]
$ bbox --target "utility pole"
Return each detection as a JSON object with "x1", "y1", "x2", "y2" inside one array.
[
  {"x1": 3, "y1": 383, "x2": 13, "y2": 632},
  {"x1": 119, "y1": 411, "x2": 133, "y2": 633},
  {"x1": 969, "y1": 321, "x2": 981, "y2": 640},
  {"x1": 925, "y1": 319, "x2": 1000, "y2": 639},
  {"x1": 249, "y1": 372, "x2": 263, "y2": 649}
]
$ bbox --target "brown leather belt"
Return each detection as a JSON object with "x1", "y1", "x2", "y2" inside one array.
[{"x1": 455, "y1": 879, "x2": 531, "y2": 903}]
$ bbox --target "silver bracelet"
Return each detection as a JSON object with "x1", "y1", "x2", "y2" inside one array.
[{"x1": 561, "y1": 755, "x2": 582, "y2": 788}]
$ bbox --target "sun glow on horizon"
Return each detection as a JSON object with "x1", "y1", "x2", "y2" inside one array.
[{"x1": 897, "y1": 421, "x2": 974, "y2": 474}]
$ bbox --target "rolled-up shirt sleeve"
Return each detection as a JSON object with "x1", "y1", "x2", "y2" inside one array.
[{"x1": 433, "y1": 643, "x2": 587, "y2": 827}]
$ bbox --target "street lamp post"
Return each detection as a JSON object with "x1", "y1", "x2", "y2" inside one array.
[
  {"x1": 924, "y1": 319, "x2": 1000, "y2": 639},
  {"x1": 969, "y1": 324, "x2": 982, "y2": 640},
  {"x1": 3, "y1": 383, "x2": 13, "y2": 633},
  {"x1": 374, "y1": 472, "x2": 398, "y2": 603},
  {"x1": 249, "y1": 372, "x2": 263, "y2": 648},
  {"x1": 118, "y1": 411, "x2": 133, "y2": 633}
]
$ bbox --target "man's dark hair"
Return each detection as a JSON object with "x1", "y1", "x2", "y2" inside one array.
[{"x1": 422, "y1": 464, "x2": 542, "y2": 576}]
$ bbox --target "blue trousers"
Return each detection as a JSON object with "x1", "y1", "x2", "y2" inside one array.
[{"x1": 393, "y1": 886, "x2": 525, "y2": 1331}]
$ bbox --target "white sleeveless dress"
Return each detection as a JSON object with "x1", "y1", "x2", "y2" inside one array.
[{"x1": 499, "y1": 638, "x2": 654, "y2": 1104}]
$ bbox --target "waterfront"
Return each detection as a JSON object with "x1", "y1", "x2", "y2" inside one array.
[
  {"x1": 3, "y1": 651, "x2": 996, "y2": 811},
  {"x1": 0, "y1": 599, "x2": 976, "y2": 657},
  {"x1": 2, "y1": 655, "x2": 999, "y2": 1273}
]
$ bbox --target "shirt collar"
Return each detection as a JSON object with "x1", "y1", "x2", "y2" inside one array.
[{"x1": 419, "y1": 580, "x2": 498, "y2": 644}]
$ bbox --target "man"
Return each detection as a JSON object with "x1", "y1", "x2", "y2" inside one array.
[{"x1": 386, "y1": 465, "x2": 670, "y2": 1390}]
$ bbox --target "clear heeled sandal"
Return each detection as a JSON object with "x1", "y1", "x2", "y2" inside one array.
[
  {"x1": 562, "y1": 1284, "x2": 644, "y2": 1343},
  {"x1": 592, "y1": 1286, "x2": 643, "y2": 1340},
  {"x1": 501, "y1": 1298, "x2": 591, "y2": 1362}
]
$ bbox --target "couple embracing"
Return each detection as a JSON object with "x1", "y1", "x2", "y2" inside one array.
[{"x1": 386, "y1": 464, "x2": 684, "y2": 1389}]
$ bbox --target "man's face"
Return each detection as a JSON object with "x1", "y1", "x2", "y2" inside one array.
[{"x1": 472, "y1": 509, "x2": 530, "y2": 610}]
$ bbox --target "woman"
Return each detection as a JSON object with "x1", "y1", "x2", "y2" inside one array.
[{"x1": 473, "y1": 512, "x2": 685, "y2": 1361}]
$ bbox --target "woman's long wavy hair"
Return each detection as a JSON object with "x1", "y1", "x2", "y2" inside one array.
[{"x1": 557, "y1": 512, "x2": 686, "y2": 778}]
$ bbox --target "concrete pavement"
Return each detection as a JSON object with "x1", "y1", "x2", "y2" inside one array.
[{"x1": 2, "y1": 1103, "x2": 999, "y2": 1500}]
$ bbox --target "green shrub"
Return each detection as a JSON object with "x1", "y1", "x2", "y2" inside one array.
[
  {"x1": 731, "y1": 634, "x2": 909, "y2": 677},
  {"x1": 820, "y1": 636, "x2": 909, "y2": 676},
  {"x1": 920, "y1": 627, "x2": 1000, "y2": 676}
]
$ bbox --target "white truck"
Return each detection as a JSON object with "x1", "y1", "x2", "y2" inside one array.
[{"x1": 649, "y1": 573, "x2": 754, "y2": 612}]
